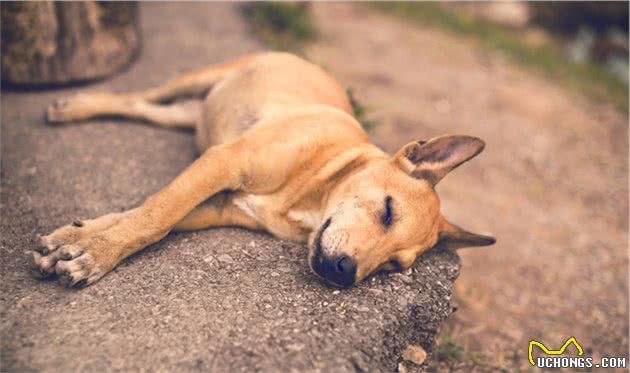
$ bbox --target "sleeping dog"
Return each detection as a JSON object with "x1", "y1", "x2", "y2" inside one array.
[{"x1": 34, "y1": 52, "x2": 495, "y2": 288}]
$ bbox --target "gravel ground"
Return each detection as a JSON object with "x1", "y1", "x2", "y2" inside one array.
[{"x1": 0, "y1": 3, "x2": 459, "y2": 372}]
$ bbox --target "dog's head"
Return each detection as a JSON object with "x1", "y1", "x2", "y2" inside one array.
[{"x1": 308, "y1": 135, "x2": 495, "y2": 287}]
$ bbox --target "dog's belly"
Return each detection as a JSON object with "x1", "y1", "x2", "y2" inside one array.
[{"x1": 232, "y1": 193, "x2": 318, "y2": 243}]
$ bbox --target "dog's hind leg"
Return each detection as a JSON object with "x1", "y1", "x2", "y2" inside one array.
[
  {"x1": 46, "y1": 53, "x2": 261, "y2": 126},
  {"x1": 47, "y1": 95, "x2": 201, "y2": 129}
]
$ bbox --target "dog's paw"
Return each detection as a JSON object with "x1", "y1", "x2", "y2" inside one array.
[
  {"x1": 32, "y1": 213, "x2": 126, "y2": 285},
  {"x1": 31, "y1": 236, "x2": 110, "y2": 287},
  {"x1": 46, "y1": 93, "x2": 103, "y2": 124},
  {"x1": 46, "y1": 98, "x2": 73, "y2": 124},
  {"x1": 54, "y1": 245, "x2": 104, "y2": 288},
  {"x1": 36, "y1": 220, "x2": 85, "y2": 255}
]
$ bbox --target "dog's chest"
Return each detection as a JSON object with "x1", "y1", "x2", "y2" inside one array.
[{"x1": 232, "y1": 194, "x2": 320, "y2": 242}]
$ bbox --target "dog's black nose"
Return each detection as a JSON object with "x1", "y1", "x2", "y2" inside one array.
[
  {"x1": 336, "y1": 256, "x2": 356, "y2": 274},
  {"x1": 315, "y1": 255, "x2": 357, "y2": 288}
]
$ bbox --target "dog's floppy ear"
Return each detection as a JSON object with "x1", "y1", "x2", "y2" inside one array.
[
  {"x1": 394, "y1": 135, "x2": 485, "y2": 186},
  {"x1": 437, "y1": 217, "x2": 496, "y2": 250}
]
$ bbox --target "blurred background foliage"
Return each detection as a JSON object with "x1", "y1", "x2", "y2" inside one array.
[
  {"x1": 372, "y1": 2, "x2": 628, "y2": 112},
  {"x1": 241, "y1": 2, "x2": 316, "y2": 52},
  {"x1": 241, "y1": 2, "x2": 379, "y2": 131},
  {"x1": 241, "y1": 2, "x2": 628, "y2": 114}
]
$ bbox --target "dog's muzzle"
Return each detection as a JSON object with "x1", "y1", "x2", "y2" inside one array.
[
  {"x1": 311, "y1": 254, "x2": 357, "y2": 288},
  {"x1": 310, "y1": 218, "x2": 357, "y2": 288}
]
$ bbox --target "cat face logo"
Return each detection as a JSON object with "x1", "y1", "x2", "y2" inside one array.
[{"x1": 528, "y1": 337, "x2": 583, "y2": 366}]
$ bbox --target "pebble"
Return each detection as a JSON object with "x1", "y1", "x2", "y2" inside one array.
[
  {"x1": 399, "y1": 275, "x2": 413, "y2": 284},
  {"x1": 286, "y1": 343, "x2": 305, "y2": 352},
  {"x1": 397, "y1": 298, "x2": 408, "y2": 307},
  {"x1": 402, "y1": 344, "x2": 427, "y2": 365},
  {"x1": 203, "y1": 255, "x2": 214, "y2": 263},
  {"x1": 218, "y1": 254, "x2": 234, "y2": 264},
  {"x1": 397, "y1": 362, "x2": 408, "y2": 373}
]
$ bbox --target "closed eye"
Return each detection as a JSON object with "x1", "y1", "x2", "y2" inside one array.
[{"x1": 381, "y1": 195, "x2": 393, "y2": 227}]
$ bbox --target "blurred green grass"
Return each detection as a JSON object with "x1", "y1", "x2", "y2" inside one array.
[
  {"x1": 371, "y1": 2, "x2": 628, "y2": 114},
  {"x1": 241, "y1": 2, "x2": 316, "y2": 52},
  {"x1": 240, "y1": 3, "x2": 378, "y2": 132},
  {"x1": 347, "y1": 87, "x2": 379, "y2": 133}
]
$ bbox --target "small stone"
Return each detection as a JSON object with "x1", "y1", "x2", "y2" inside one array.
[
  {"x1": 271, "y1": 272, "x2": 280, "y2": 277},
  {"x1": 218, "y1": 254, "x2": 233, "y2": 264},
  {"x1": 399, "y1": 275, "x2": 413, "y2": 285},
  {"x1": 397, "y1": 362, "x2": 408, "y2": 373},
  {"x1": 203, "y1": 256, "x2": 214, "y2": 263},
  {"x1": 402, "y1": 344, "x2": 427, "y2": 365},
  {"x1": 287, "y1": 343, "x2": 305, "y2": 352},
  {"x1": 351, "y1": 352, "x2": 370, "y2": 372},
  {"x1": 332, "y1": 290, "x2": 340, "y2": 295},
  {"x1": 397, "y1": 298, "x2": 408, "y2": 307}
]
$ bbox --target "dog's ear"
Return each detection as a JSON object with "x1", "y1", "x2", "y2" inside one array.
[
  {"x1": 437, "y1": 217, "x2": 496, "y2": 250},
  {"x1": 394, "y1": 135, "x2": 485, "y2": 186}
]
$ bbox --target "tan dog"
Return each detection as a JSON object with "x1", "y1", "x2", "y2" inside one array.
[{"x1": 33, "y1": 52, "x2": 495, "y2": 288}]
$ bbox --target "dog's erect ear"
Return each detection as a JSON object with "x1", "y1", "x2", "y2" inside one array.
[
  {"x1": 394, "y1": 135, "x2": 486, "y2": 185},
  {"x1": 437, "y1": 217, "x2": 496, "y2": 250}
]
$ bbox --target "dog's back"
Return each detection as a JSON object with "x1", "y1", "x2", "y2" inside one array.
[{"x1": 197, "y1": 52, "x2": 353, "y2": 149}]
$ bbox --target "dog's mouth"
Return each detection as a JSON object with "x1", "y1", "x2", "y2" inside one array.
[
  {"x1": 310, "y1": 217, "x2": 332, "y2": 271},
  {"x1": 309, "y1": 218, "x2": 357, "y2": 288}
]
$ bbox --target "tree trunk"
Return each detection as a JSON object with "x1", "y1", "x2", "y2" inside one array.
[{"x1": 1, "y1": 1, "x2": 140, "y2": 86}]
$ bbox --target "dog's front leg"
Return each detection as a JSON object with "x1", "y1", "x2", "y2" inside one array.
[{"x1": 32, "y1": 143, "x2": 246, "y2": 287}]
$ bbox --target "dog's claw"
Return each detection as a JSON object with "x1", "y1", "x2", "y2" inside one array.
[{"x1": 31, "y1": 251, "x2": 57, "y2": 278}]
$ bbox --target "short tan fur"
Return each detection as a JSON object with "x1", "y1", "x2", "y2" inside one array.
[{"x1": 34, "y1": 52, "x2": 495, "y2": 288}]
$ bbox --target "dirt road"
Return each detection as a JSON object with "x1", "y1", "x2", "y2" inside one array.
[{"x1": 307, "y1": 3, "x2": 628, "y2": 370}]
